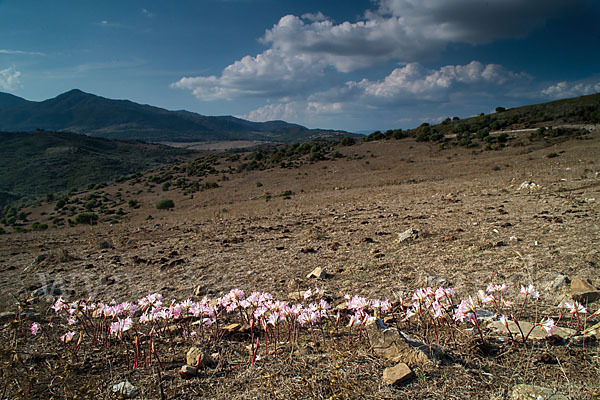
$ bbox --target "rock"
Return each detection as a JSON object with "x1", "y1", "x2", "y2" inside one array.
[
  {"x1": 487, "y1": 320, "x2": 575, "y2": 341},
  {"x1": 112, "y1": 381, "x2": 138, "y2": 398},
  {"x1": 366, "y1": 318, "x2": 438, "y2": 366},
  {"x1": 0, "y1": 311, "x2": 16, "y2": 323},
  {"x1": 99, "y1": 241, "x2": 113, "y2": 249},
  {"x1": 300, "y1": 247, "x2": 317, "y2": 254},
  {"x1": 425, "y1": 276, "x2": 449, "y2": 287},
  {"x1": 571, "y1": 277, "x2": 596, "y2": 292},
  {"x1": 396, "y1": 228, "x2": 419, "y2": 243},
  {"x1": 510, "y1": 384, "x2": 568, "y2": 400},
  {"x1": 383, "y1": 362, "x2": 414, "y2": 385},
  {"x1": 306, "y1": 267, "x2": 327, "y2": 279},
  {"x1": 31, "y1": 283, "x2": 65, "y2": 297},
  {"x1": 546, "y1": 274, "x2": 569, "y2": 292},
  {"x1": 194, "y1": 285, "x2": 208, "y2": 297},
  {"x1": 179, "y1": 365, "x2": 197, "y2": 379},
  {"x1": 570, "y1": 277, "x2": 600, "y2": 304},
  {"x1": 186, "y1": 347, "x2": 212, "y2": 368},
  {"x1": 288, "y1": 290, "x2": 306, "y2": 301},
  {"x1": 222, "y1": 323, "x2": 241, "y2": 332},
  {"x1": 475, "y1": 309, "x2": 496, "y2": 322}
]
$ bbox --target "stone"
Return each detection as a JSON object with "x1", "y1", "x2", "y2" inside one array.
[
  {"x1": 546, "y1": 274, "x2": 569, "y2": 292},
  {"x1": 571, "y1": 277, "x2": 596, "y2": 292},
  {"x1": 222, "y1": 323, "x2": 241, "y2": 332},
  {"x1": 487, "y1": 320, "x2": 575, "y2": 341},
  {"x1": 186, "y1": 347, "x2": 212, "y2": 368},
  {"x1": 396, "y1": 228, "x2": 419, "y2": 243},
  {"x1": 112, "y1": 381, "x2": 138, "y2": 398},
  {"x1": 306, "y1": 267, "x2": 327, "y2": 279},
  {"x1": 288, "y1": 290, "x2": 306, "y2": 301},
  {"x1": 99, "y1": 241, "x2": 113, "y2": 249},
  {"x1": 0, "y1": 311, "x2": 16, "y2": 323},
  {"x1": 365, "y1": 318, "x2": 437, "y2": 366},
  {"x1": 475, "y1": 309, "x2": 496, "y2": 322},
  {"x1": 425, "y1": 276, "x2": 449, "y2": 287},
  {"x1": 383, "y1": 362, "x2": 414, "y2": 385},
  {"x1": 510, "y1": 384, "x2": 568, "y2": 400},
  {"x1": 31, "y1": 284, "x2": 64, "y2": 297},
  {"x1": 194, "y1": 285, "x2": 207, "y2": 297},
  {"x1": 570, "y1": 277, "x2": 600, "y2": 303},
  {"x1": 179, "y1": 365, "x2": 197, "y2": 379}
]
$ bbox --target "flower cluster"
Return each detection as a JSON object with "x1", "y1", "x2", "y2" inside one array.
[{"x1": 29, "y1": 282, "x2": 600, "y2": 371}]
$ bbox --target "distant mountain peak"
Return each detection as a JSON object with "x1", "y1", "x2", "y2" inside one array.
[{"x1": 0, "y1": 89, "x2": 355, "y2": 142}]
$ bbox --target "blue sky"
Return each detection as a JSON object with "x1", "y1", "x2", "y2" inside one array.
[{"x1": 1, "y1": 0, "x2": 599, "y2": 133}]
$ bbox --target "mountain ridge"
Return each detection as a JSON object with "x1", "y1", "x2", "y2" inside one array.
[{"x1": 0, "y1": 89, "x2": 353, "y2": 143}]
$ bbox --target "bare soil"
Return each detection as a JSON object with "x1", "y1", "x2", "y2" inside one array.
[{"x1": 1, "y1": 132, "x2": 599, "y2": 399}]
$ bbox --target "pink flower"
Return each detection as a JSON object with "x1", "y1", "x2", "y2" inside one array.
[
  {"x1": 540, "y1": 318, "x2": 556, "y2": 336},
  {"x1": 30, "y1": 322, "x2": 40, "y2": 336},
  {"x1": 565, "y1": 301, "x2": 587, "y2": 315},
  {"x1": 52, "y1": 297, "x2": 66, "y2": 313},
  {"x1": 520, "y1": 284, "x2": 539, "y2": 300},
  {"x1": 110, "y1": 317, "x2": 133, "y2": 337},
  {"x1": 61, "y1": 331, "x2": 76, "y2": 343}
]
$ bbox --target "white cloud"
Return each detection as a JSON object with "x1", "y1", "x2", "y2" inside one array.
[
  {"x1": 0, "y1": 66, "x2": 21, "y2": 91},
  {"x1": 173, "y1": 0, "x2": 577, "y2": 103},
  {"x1": 141, "y1": 8, "x2": 155, "y2": 18},
  {"x1": 374, "y1": 0, "x2": 577, "y2": 44},
  {"x1": 352, "y1": 61, "x2": 530, "y2": 101},
  {"x1": 0, "y1": 49, "x2": 44, "y2": 56},
  {"x1": 172, "y1": 49, "x2": 327, "y2": 100},
  {"x1": 301, "y1": 11, "x2": 327, "y2": 22},
  {"x1": 244, "y1": 102, "x2": 301, "y2": 122},
  {"x1": 542, "y1": 80, "x2": 600, "y2": 98}
]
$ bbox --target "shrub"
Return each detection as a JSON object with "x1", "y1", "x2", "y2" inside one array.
[
  {"x1": 162, "y1": 182, "x2": 171, "y2": 191},
  {"x1": 202, "y1": 182, "x2": 219, "y2": 190},
  {"x1": 547, "y1": 152, "x2": 559, "y2": 158},
  {"x1": 55, "y1": 199, "x2": 66, "y2": 210},
  {"x1": 340, "y1": 137, "x2": 355, "y2": 146},
  {"x1": 32, "y1": 222, "x2": 49, "y2": 231},
  {"x1": 156, "y1": 199, "x2": 174, "y2": 210},
  {"x1": 74, "y1": 212, "x2": 98, "y2": 225}
]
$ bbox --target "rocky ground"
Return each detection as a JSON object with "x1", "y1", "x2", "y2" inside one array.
[{"x1": 1, "y1": 131, "x2": 599, "y2": 399}]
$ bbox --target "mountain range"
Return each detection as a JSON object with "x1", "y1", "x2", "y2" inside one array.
[{"x1": 0, "y1": 89, "x2": 352, "y2": 143}]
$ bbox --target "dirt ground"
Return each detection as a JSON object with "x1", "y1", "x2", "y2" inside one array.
[{"x1": 1, "y1": 132, "x2": 599, "y2": 399}]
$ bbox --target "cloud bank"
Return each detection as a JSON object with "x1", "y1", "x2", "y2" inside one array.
[
  {"x1": 0, "y1": 67, "x2": 21, "y2": 91},
  {"x1": 174, "y1": 0, "x2": 591, "y2": 128}
]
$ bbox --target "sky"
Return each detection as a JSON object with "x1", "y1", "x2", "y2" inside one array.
[{"x1": 1, "y1": 0, "x2": 599, "y2": 133}]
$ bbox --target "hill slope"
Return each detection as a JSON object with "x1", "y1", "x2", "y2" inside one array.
[
  {"x1": 0, "y1": 90, "x2": 352, "y2": 142},
  {"x1": 0, "y1": 130, "x2": 190, "y2": 202}
]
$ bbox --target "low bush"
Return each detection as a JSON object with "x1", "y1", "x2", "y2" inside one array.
[{"x1": 156, "y1": 199, "x2": 175, "y2": 210}]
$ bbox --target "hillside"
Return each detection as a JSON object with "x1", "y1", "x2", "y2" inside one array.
[
  {"x1": 0, "y1": 130, "x2": 192, "y2": 204},
  {"x1": 363, "y1": 93, "x2": 600, "y2": 146},
  {"x1": 0, "y1": 121, "x2": 599, "y2": 398},
  {"x1": 0, "y1": 89, "x2": 353, "y2": 143}
]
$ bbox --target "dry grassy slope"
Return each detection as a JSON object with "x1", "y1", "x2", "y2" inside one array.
[{"x1": 1, "y1": 133, "x2": 599, "y2": 310}]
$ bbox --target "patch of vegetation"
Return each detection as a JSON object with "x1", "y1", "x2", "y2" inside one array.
[
  {"x1": 156, "y1": 199, "x2": 175, "y2": 210},
  {"x1": 74, "y1": 212, "x2": 98, "y2": 225},
  {"x1": 361, "y1": 93, "x2": 599, "y2": 149},
  {"x1": 0, "y1": 130, "x2": 191, "y2": 206},
  {"x1": 31, "y1": 222, "x2": 49, "y2": 231}
]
